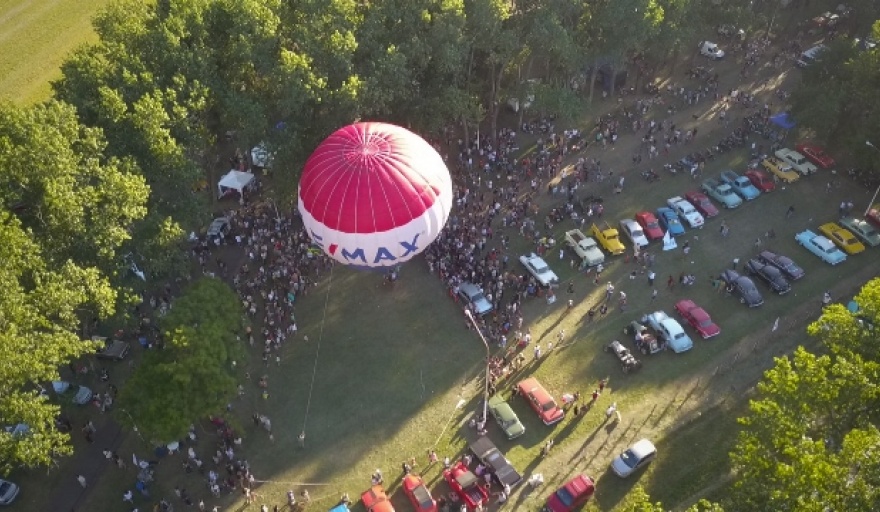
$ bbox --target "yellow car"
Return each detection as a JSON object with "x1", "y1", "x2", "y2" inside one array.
[
  {"x1": 761, "y1": 157, "x2": 800, "y2": 183},
  {"x1": 818, "y1": 222, "x2": 866, "y2": 255}
]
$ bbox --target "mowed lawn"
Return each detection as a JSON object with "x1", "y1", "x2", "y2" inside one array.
[
  {"x1": 0, "y1": 0, "x2": 112, "y2": 104},
  {"x1": 54, "y1": 145, "x2": 880, "y2": 512}
]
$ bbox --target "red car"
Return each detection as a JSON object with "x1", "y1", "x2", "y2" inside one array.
[
  {"x1": 403, "y1": 474, "x2": 437, "y2": 512},
  {"x1": 517, "y1": 377, "x2": 564, "y2": 425},
  {"x1": 362, "y1": 485, "x2": 395, "y2": 512},
  {"x1": 544, "y1": 474, "x2": 596, "y2": 512},
  {"x1": 443, "y1": 461, "x2": 488, "y2": 510},
  {"x1": 634, "y1": 211, "x2": 664, "y2": 240},
  {"x1": 684, "y1": 190, "x2": 719, "y2": 218},
  {"x1": 795, "y1": 143, "x2": 836, "y2": 169},
  {"x1": 745, "y1": 169, "x2": 775, "y2": 193},
  {"x1": 867, "y1": 204, "x2": 880, "y2": 229},
  {"x1": 674, "y1": 300, "x2": 720, "y2": 339}
]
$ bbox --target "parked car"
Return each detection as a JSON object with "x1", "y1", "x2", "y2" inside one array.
[
  {"x1": 564, "y1": 229, "x2": 605, "y2": 267},
  {"x1": 361, "y1": 485, "x2": 395, "y2": 512},
  {"x1": 818, "y1": 222, "x2": 866, "y2": 255},
  {"x1": 635, "y1": 211, "x2": 664, "y2": 240},
  {"x1": 469, "y1": 437, "x2": 523, "y2": 488},
  {"x1": 655, "y1": 207, "x2": 685, "y2": 237},
  {"x1": 444, "y1": 462, "x2": 488, "y2": 510},
  {"x1": 745, "y1": 258, "x2": 792, "y2": 295},
  {"x1": 720, "y1": 170, "x2": 761, "y2": 201},
  {"x1": 604, "y1": 340, "x2": 643, "y2": 373},
  {"x1": 761, "y1": 157, "x2": 800, "y2": 183},
  {"x1": 757, "y1": 250, "x2": 805, "y2": 280},
  {"x1": 674, "y1": 300, "x2": 720, "y2": 339},
  {"x1": 795, "y1": 142, "x2": 836, "y2": 169},
  {"x1": 517, "y1": 377, "x2": 564, "y2": 426},
  {"x1": 775, "y1": 148, "x2": 818, "y2": 175},
  {"x1": 838, "y1": 217, "x2": 880, "y2": 247},
  {"x1": 589, "y1": 222, "x2": 626, "y2": 255},
  {"x1": 542, "y1": 474, "x2": 596, "y2": 512},
  {"x1": 206, "y1": 217, "x2": 231, "y2": 242},
  {"x1": 611, "y1": 439, "x2": 657, "y2": 478},
  {"x1": 684, "y1": 190, "x2": 719, "y2": 218},
  {"x1": 403, "y1": 474, "x2": 437, "y2": 512},
  {"x1": 745, "y1": 168, "x2": 776, "y2": 193},
  {"x1": 699, "y1": 41, "x2": 725, "y2": 59},
  {"x1": 795, "y1": 230, "x2": 847, "y2": 265},
  {"x1": 94, "y1": 336, "x2": 131, "y2": 361},
  {"x1": 0, "y1": 479, "x2": 20, "y2": 506},
  {"x1": 624, "y1": 321, "x2": 665, "y2": 354},
  {"x1": 666, "y1": 196, "x2": 704, "y2": 229},
  {"x1": 519, "y1": 253, "x2": 559, "y2": 286},
  {"x1": 641, "y1": 311, "x2": 694, "y2": 353},
  {"x1": 720, "y1": 269, "x2": 764, "y2": 307},
  {"x1": 487, "y1": 395, "x2": 525, "y2": 440},
  {"x1": 458, "y1": 282, "x2": 493, "y2": 316},
  {"x1": 619, "y1": 219, "x2": 649, "y2": 247},
  {"x1": 797, "y1": 44, "x2": 827, "y2": 67},
  {"x1": 701, "y1": 178, "x2": 743, "y2": 208}
]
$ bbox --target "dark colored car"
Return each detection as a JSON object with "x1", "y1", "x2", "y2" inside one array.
[
  {"x1": 745, "y1": 258, "x2": 791, "y2": 295},
  {"x1": 720, "y1": 269, "x2": 764, "y2": 307},
  {"x1": 757, "y1": 250, "x2": 805, "y2": 280},
  {"x1": 469, "y1": 437, "x2": 523, "y2": 488},
  {"x1": 684, "y1": 190, "x2": 719, "y2": 218}
]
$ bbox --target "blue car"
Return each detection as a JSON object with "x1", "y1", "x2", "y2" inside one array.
[
  {"x1": 656, "y1": 207, "x2": 685, "y2": 237},
  {"x1": 719, "y1": 170, "x2": 761, "y2": 201},
  {"x1": 795, "y1": 229, "x2": 847, "y2": 265}
]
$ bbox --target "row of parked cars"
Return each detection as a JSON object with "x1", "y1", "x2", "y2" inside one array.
[{"x1": 796, "y1": 214, "x2": 880, "y2": 266}]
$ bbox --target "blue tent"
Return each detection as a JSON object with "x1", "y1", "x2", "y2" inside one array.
[{"x1": 769, "y1": 112, "x2": 796, "y2": 130}]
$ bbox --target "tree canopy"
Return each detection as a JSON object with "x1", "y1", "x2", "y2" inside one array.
[
  {"x1": 728, "y1": 279, "x2": 880, "y2": 511},
  {"x1": 0, "y1": 100, "x2": 147, "y2": 474},
  {"x1": 117, "y1": 278, "x2": 245, "y2": 442}
]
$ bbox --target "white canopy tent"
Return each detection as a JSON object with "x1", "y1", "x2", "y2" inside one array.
[{"x1": 217, "y1": 170, "x2": 256, "y2": 198}]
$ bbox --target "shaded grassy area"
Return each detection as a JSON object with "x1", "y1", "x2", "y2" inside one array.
[{"x1": 0, "y1": 0, "x2": 112, "y2": 104}]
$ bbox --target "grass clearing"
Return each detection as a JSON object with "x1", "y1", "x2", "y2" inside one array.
[{"x1": 0, "y1": 0, "x2": 112, "y2": 104}]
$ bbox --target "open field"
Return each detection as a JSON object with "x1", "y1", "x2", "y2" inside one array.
[
  {"x1": 35, "y1": 143, "x2": 876, "y2": 512},
  {"x1": 0, "y1": 0, "x2": 111, "y2": 104}
]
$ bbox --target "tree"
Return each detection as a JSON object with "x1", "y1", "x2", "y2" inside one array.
[
  {"x1": 728, "y1": 279, "x2": 880, "y2": 511},
  {"x1": 0, "y1": 100, "x2": 145, "y2": 473},
  {"x1": 118, "y1": 278, "x2": 246, "y2": 442}
]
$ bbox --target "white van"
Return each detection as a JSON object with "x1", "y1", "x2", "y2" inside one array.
[{"x1": 797, "y1": 45, "x2": 827, "y2": 67}]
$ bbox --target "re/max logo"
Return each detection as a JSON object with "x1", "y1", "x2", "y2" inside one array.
[{"x1": 310, "y1": 231, "x2": 421, "y2": 264}]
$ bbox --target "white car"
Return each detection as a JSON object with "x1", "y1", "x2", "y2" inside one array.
[
  {"x1": 519, "y1": 253, "x2": 559, "y2": 286},
  {"x1": 619, "y1": 219, "x2": 649, "y2": 248},
  {"x1": 774, "y1": 148, "x2": 818, "y2": 176},
  {"x1": 641, "y1": 311, "x2": 694, "y2": 353},
  {"x1": 699, "y1": 41, "x2": 725, "y2": 59},
  {"x1": 667, "y1": 197, "x2": 704, "y2": 229},
  {"x1": 611, "y1": 439, "x2": 657, "y2": 477}
]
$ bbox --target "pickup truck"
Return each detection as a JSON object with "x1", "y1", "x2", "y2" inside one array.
[
  {"x1": 701, "y1": 178, "x2": 742, "y2": 208},
  {"x1": 469, "y1": 437, "x2": 523, "y2": 487},
  {"x1": 565, "y1": 229, "x2": 605, "y2": 266},
  {"x1": 589, "y1": 223, "x2": 626, "y2": 255},
  {"x1": 775, "y1": 148, "x2": 818, "y2": 176}
]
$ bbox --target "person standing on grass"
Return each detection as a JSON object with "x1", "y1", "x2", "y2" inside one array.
[{"x1": 648, "y1": 270, "x2": 655, "y2": 286}]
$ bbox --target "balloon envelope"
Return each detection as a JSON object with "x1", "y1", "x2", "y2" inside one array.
[{"x1": 298, "y1": 122, "x2": 453, "y2": 268}]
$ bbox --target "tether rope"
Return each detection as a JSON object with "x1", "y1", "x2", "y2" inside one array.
[{"x1": 300, "y1": 263, "x2": 334, "y2": 442}]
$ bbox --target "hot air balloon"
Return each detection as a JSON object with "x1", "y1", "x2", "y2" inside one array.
[{"x1": 298, "y1": 122, "x2": 453, "y2": 269}]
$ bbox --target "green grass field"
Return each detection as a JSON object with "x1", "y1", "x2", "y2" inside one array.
[
  {"x1": 0, "y1": 0, "x2": 112, "y2": 104},
  {"x1": 38, "y1": 145, "x2": 874, "y2": 512}
]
